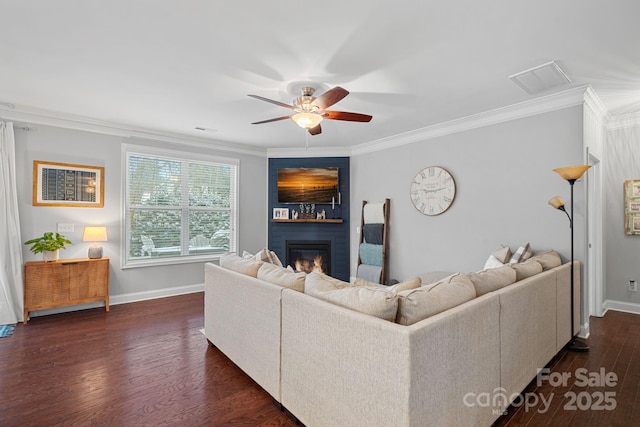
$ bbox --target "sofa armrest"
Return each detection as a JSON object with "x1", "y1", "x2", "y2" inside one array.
[{"x1": 204, "y1": 262, "x2": 283, "y2": 401}]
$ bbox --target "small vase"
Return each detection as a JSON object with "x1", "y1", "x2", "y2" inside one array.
[{"x1": 42, "y1": 250, "x2": 59, "y2": 262}]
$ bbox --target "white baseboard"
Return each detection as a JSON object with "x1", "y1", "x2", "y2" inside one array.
[
  {"x1": 602, "y1": 299, "x2": 640, "y2": 315},
  {"x1": 109, "y1": 283, "x2": 204, "y2": 305},
  {"x1": 28, "y1": 283, "x2": 204, "y2": 319}
]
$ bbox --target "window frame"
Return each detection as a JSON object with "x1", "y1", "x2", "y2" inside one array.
[{"x1": 121, "y1": 144, "x2": 238, "y2": 269}]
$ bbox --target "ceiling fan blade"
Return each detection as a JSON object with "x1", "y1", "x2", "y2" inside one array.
[
  {"x1": 308, "y1": 124, "x2": 322, "y2": 135},
  {"x1": 324, "y1": 111, "x2": 373, "y2": 122},
  {"x1": 251, "y1": 115, "x2": 292, "y2": 125},
  {"x1": 313, "y1": 86, "x2": 349, "y2": 110},
  {"x1": 248, "y1": 94, "x2": 294, "y2": 110}
]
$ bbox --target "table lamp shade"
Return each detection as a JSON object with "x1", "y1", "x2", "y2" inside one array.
[{"x1": 83, "y1": 226, "x2": 107, "y2": 258}]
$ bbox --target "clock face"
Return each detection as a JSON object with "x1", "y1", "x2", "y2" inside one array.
[{"x1": 410, "y1": 166, "x2": 456, "y2": 216}]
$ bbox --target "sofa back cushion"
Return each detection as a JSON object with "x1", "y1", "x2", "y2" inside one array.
[
  {"x1": 353, "y1": 276, "x2": 422, "y2": 293},
  {"x1": 257, "y1": 262, "x2": 306, "y2": 292},
  {"x1": 396, "y1": 273, "x2": 477, "y2": 325},
  {"x1": 467, "y1": 266, "x2": 517, "y2": 297},
  {"x1": 528, "y1": 250, "x2": 562, "y2": 271},
  {"x1": 305, "y1": 272, "x2": 398, "y2": 321},
  {"x1": 220, "y1": 253, "x2": 263, "y2": 277},
  {"x1": 511, "y1": 260, "x2": 543, "y2": 281}
]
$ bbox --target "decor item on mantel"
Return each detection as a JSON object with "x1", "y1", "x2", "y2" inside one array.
[
  {"x1": 83, "y1": 226, "x2": 108, "y2": 259},
  {"x1": 298, "y1": 203, "x2": 316, "y2": 219},
  {"x1": 549, "y1": 164, "x2": 591, "y2": 352},
  {"x1": 23, "y1": 231, "x2": 72, "y2": 262}
]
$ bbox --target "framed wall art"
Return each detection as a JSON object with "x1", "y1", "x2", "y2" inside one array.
[
  {"x1": 33, "y1": 160, "x2": 104, "y2": 208},
  {"x1": 624, "y1": 179, "x2": 640, "y2": 235},
  {"x1": 273, "y1": 207, "x2": 289, "y2": 220}
]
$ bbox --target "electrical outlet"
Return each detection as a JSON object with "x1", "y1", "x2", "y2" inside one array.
[
  {"x1": 57, "y1": 223, "x2": 74, "y2": 233},
  {"x1": 629, "y1": 280, "x2": 637, "y2": 292}
]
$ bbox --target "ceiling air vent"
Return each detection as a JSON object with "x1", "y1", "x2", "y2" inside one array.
[{"x1": 509, "y1": 61, "x2": 571, "y2": 95}]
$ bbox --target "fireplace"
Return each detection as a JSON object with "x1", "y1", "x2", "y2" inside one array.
[{"x1": 286, "y1": 240, "x2": 331, "y2": 275}]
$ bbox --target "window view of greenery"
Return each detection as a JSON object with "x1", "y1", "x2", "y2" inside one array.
[{"x1": 125, "y1": 151, "x2": 236, "y2": 263}]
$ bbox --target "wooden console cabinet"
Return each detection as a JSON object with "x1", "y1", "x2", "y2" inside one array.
[{"x1": 23, "y1": 257, "x2": 109, "y2": 324}]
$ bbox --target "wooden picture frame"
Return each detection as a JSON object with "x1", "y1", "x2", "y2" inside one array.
[
  {"x1": 33, "y1": 160, "x2": 104, "y2": 208},
  {"x1": 624, "y1": 179, "x2": 640, "y2": 235}
]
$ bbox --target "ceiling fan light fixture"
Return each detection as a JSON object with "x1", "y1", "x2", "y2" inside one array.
[{"x1": 292, "y1": 112, "x2": 323, "y2": 129}]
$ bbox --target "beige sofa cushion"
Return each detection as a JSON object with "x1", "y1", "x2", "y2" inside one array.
[
  {"x1": 220, "y1": 253, "x2": 263, "y2": 277},
  {"x1": 417, "y1": 271, "x2": 455, "y2": 286},
  {"x1": 467, "y1": 266, "x2": 517, "y2": 297},
  {"x1": 511, "y1": 260, "x2": 543, "y2": 281},
  {"x1": 257, "y1": 262, "x2": 306, "y2": 292},
  {"x1": 353, "y1": 276, "x2": 422, "y2": 293},
  {"x1": 305, "y1": 272, "x2": 398, "y2": 321},
  {"x1": 528, "y1": 250, "x2": 562, "y2": 270},
  {"x1": 396, "y1": 273, "x2": 477, "y2": 325}
]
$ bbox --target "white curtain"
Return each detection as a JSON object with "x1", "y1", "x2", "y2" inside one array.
[{"x1": 0, "y1": 121, "x2": 23, "y2": 324}]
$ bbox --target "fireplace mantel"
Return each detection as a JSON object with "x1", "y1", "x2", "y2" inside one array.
[{"x1": 268, "y1": 157, "x2": 350, "y2": 281}]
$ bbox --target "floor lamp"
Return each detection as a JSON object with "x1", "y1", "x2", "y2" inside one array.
[{"x1": 549, "y1": 165, "x2": 591, "y2": 352}]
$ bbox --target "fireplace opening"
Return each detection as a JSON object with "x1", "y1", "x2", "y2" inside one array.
[{"x1": 286, "y1": 240, "x2": 331, "y2": 275}]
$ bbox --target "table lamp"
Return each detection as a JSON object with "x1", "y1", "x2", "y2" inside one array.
[{"x1": 83, "y1": 226, "x2": 107, "y2": 259}]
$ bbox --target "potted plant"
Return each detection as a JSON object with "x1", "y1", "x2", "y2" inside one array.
[{"x1": 24, "y1": 232, "x2": 73, "y2": 262}]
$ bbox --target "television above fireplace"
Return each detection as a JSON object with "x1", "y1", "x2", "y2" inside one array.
[{"x1": 277, "y1": 167, "x2": 339, "y2": 204}]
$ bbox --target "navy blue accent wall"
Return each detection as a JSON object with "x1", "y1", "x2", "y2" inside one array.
[{"x1": 268, "y1": 157, "x2": 350, "y2": 281}]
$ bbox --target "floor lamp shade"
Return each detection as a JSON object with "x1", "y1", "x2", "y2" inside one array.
[
  {"x1": 83, "y1": 226, "x2": 107, "y2": 259},
  {"x1": 551, "y1": 164, "x2": 590, "y2": 352}
]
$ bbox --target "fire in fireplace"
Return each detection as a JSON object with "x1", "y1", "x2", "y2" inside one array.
[{"x1": 286, "y1": 240, "x2": 331, "y2": 275}]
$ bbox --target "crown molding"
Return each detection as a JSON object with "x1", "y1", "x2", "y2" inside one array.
[
  {"x1": 0, "y1": 103, "x2": 267, "y2": 158},
  {"x1": 606, "y1": 111, "x2": 640, "y2": 130},
  {"x1": 350, "y1": 85, "x2": 590, "y2": 156},
  {"x1": 583, "y1": 86, "x2": 610, "y2": 123}
]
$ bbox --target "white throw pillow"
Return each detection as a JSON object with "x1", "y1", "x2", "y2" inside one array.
[{"x1": 483, "y1": 255, "x2": 505, "y2": 270}]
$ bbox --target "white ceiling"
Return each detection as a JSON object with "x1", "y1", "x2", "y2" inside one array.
[{"x1": 2, "y1": 0, "x2": 640, "y2": 151}]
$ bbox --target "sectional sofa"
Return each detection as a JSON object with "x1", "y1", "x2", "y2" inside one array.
[{"x1": 204, "y1": 251, "x2": 579, "y2": 427}]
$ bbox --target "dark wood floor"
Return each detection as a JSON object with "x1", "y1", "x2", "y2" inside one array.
[
  {"x1": 494, "y1": 309, "x2": 640, "y2": 426},
  {"x1": 2, "y1": 293, "x2": 639, "y2": 426},
  {"x1": 0, "y1": 293, "x2": 296, "y2": 427}
]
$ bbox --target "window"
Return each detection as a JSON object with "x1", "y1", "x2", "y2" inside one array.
[{"x1": 123, "y1": 145, "x2": 238, "y2": 267}]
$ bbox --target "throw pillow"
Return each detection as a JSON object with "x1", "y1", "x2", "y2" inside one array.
[
  {"x1": 253, "y1": 248, "x2": 283, "y2": 266},
  {"x1": 304, "y1": 272, "x2": 398, "y2": 321},
  {"x1": 220, "y1": 253, "x2": 263, "y2": 277},
  {"x1": 483, "y1": 255, "x2": 505, "y2": 270},
  {"x1": 396, "y1": 273, "x2": 477, "y2": 325},
  {"x1": 492, "y1": 244, "x2": 512, "y2": 264},
  {"x1": 354, "y1": 276, "x2": 421, "y2": 293},
  {"x1": 510, "y1": 260, "x2": 543, "y2": 281},
  {"x1": 528, "y1": 250, "x2": 562, "y2": 270},
  {"x1": 257, "y1": 262, "x2": 305, "y2": 292},
  {"x1": 467, "y1": 265, "x2": 517, "y2": 297},
  {"x1": 509, "y1": 243, "x2": 532, "y2": 263}
]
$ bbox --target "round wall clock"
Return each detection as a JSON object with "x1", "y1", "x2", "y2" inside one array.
[{"x1": 410, "y1": 166, "x2": 456, "y2": 216}]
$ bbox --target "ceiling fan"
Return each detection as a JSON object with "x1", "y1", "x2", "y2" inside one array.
[{"x1": 248, "y1": 86, "x2": 372, "y2": 135}]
